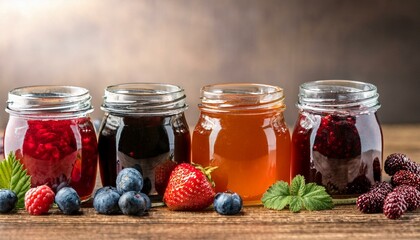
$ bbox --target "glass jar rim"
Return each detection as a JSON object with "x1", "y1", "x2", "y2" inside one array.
[
  {"x1": 101, "y1": 82, "x2": 187, "y2": 116},
  {"x1": 199, "y1": 83, "x2": 285, "y2": 114},
  {"x1": 297, "y1": 80, "x2": 380, "y2": 114},
  {"x1": 6, "y1": 85, "x2": 93, "y2": 118}
]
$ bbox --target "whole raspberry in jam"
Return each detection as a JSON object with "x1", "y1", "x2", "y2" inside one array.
[
  {"x1": 24, "y1": 185, "x2": 55, "y2": 215},
  {"x1": 313, "y1": 115, "x2": 361, "y2": 159},
  {"x1": 391, "y1": 170, "x2": 420, "y2": 191},
  {"x1": 384, "y1": 153, "x2": 420, "y2": 176},
  {"x1": 383, "y1": 191, "x2": 408, "y2": 219}
]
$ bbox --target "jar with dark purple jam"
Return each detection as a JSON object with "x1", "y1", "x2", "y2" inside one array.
[
  {"x1": 98, "y1": 83, "x2": 190, "y2": 204},
  {"x1": 4, "y1": 86, "x2": 98, "y2": 201},
  {"x1": 291, "y1": 80, "x2": 382, "y2": 199}
]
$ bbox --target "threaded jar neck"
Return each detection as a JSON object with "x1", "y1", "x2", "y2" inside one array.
[
  {"x1": 297, "y1": 80, "x2": 380, "y2": 115},
  {"x1": 6, "y1": 85, "x2": 93, "y2": 119},
  {"x1": 199, "y1": 83, "x2": 285, "y2": 114},
  {"x1": 101, "y1": 83, "x2": 187, "y2": 116}
]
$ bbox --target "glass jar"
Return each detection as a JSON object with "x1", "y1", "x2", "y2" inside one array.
[
  {"x1": 4, "y1": 85, "x2": 98, "y2": 201},
  {"x1": 192, "y1": 83, "x2": 291, "y2": 205},
  {"x1": 98, "y1": 83, "x2": 190, "y2": 203},
  {"x1": 291, "y1": 80, "x2": 382, "y2": 199}
]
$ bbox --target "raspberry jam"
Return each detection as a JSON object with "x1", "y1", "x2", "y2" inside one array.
[
  {"x1": 4, "y1": 86, "x2": 98, "y2": 201},
  {"x1": 98, "y1": 83, "x2": 190, "y2": 203},
  {"x1": 192, "y1": 83, "x2": 291, "y2": 205},
  {"x1": 291, "y1": 80, "x2": 382, "y2": 199}
]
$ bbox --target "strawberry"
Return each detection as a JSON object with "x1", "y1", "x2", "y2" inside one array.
[
  {"x1": 155, "y1": 159, "x2": 178, "y2": 195},
  {"x1": 163, "y1": 163, "x2": 217, "y2": 211}
]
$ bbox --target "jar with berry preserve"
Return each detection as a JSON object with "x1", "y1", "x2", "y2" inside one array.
[
  {"x1": 4, "y1": 86, "x2": 98, "y2": 201},
  {"x1": 98, "y1": 83, "x2": 190, "y2": 204},
  {"x1": 192, "y1": 83, "x2": 291, "y2": 206},
  {"x1": 291, "y1": 80, "x2": 382, "y2": 199}
]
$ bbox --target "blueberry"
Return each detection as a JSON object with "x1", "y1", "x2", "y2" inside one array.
[
  {"x1": 141, "y1": 177, "x2": 152, "y2": 195},
  {"x1": 116, "y1": 168, "x2": 143, "y2": 194},
  {"x1": 93, "y1": 187, "x2": 121, "y2": 215},
  {"x1": 118, "y1": 191, "x2": 147, "y2": 216},
  {"x1": 214, "y1": 191, "x2": 243, "y2": 215},
  {"x1": 139, "y1": 193, "x2": 151, "y2": 210},
  {"x1": 94, "y1": 186, "x2": 117, "y2": 199},
  {"x1": 55, "y1": 187, "x2": 81, "y2": 215},
  {"x1": 0, "y1": 189, "x2": 17, "y2": 213}
]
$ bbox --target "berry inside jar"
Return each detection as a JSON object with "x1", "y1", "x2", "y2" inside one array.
[{"x1": 291, "y1": 80, "x2": 382, "y2": 199}]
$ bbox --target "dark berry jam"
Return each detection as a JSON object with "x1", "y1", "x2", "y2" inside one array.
[
  {"x1": 4, "y1": 117, "x2": 98, "y2": 200},
  {"x1": 291, "y1": 113, "x2": 382, "y2": 198},
  {"x1": 98, "y1": 114, "x2": 190, "y2": 202}
]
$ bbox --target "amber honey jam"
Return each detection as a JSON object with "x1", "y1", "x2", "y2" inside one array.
[
  {"x1": 192, "y1": 83, "x2": 291, "y2": 206},
  {"x1": 291, "y1": 80, "x2": 382, "y2": 200}
]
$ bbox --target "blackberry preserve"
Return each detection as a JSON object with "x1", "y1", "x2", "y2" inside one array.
[
  {"x1": 291, "y1": 80, "x2": 382, "y2": 199},
  {"x1": 98, "y1": 83, "x2": 190, "y2": 204}
]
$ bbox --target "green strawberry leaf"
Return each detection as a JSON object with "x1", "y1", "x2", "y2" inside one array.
[
  {"x1": 262, "y1": 175, "x2": 334, "y2": 212},
  {"x1": 261, "y1": 181, "x2": 291, "y2": 210},
  {"x1": 302, "y1": 183, "x2": 334, "y2": 211},
  {"x1": 0, "y1": 152, "x2": 31, "y2": 208}
]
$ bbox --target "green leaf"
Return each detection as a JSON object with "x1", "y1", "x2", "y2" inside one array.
[
  {"x1": 261, "y1": 181, "x2": 291, "y2": 210},
  {"x1": 290, "y1": 175, "x2": 306, "y2": 197},
  {"x1": 0, "y1": 152, "x2": 32, "y2": 208},
  {"x1": 301, "y1": 183, "x2": 334, "y2": 211},
  {"x1": 289, "y1": 196, "x2": 303, "y2": 213}
]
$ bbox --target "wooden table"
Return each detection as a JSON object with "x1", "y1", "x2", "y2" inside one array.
[{"x1": 0, "y1": 124, "x2": 419, "y2": 240}]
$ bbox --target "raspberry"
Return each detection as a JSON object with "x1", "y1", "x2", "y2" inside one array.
[
  {"x1": 391, "y1": 170, "x2": 420, "y2": 191},
  {"x1": 357, "y1": 192, "x2": 386, "y2": 213},
  {"x1": 346, "y1": 175, "x2": 372, "y2": 194},
  {"x1": 24, "y1": 185, "x2": 55, "y2": 215},
  {"x1": 383, "y1": 191, "x2": 408, "y2": 219},
  {"x1": 393, "y1": 185, "x2": 420, "y2": 211},
  {"x1": 384, "y1": 153, "x2": 420, "y2": 176}
]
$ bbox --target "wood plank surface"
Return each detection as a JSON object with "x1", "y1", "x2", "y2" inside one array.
[{"x1": 0, "y1": 124, "x2": 419, "y2": 240}]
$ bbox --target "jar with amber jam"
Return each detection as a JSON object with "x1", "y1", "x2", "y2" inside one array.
[
  {"x1": 4, "y1": 86, "x2": 98, "y2": 201},
  {"x1": 192, "y1": 83, "x2": 291, "y2": 205},
  {"x1": 291, "y1": 80, "x2": 382, "y2": 199}
]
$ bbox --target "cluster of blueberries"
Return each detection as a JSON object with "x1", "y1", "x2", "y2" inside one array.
[{"x1": 93, "y1": 168, "x2": 151, "y2": 216}]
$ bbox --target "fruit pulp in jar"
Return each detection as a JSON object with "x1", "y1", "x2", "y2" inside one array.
[
  {"x1": 98, "y1": 114, "x2": 190, "y2": 202},
  {"x1": 4, "y1": 116, "x2": 98, "y2": 201},
  {"x1": 192, "y1": 111, "x2": 291, "y2": 205},
  {"x1": 291, "y1": 113, "x2": 382, "y2": 198}
]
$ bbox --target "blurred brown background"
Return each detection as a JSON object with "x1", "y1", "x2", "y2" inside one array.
[{"x1": 1, "y1": 0, "x2": 420, "y2": 128}]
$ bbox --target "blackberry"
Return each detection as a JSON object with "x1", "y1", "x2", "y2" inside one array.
[
  {"x1": 384, "y1": 153, "x2": 420, "y2": 176},
  {"x1": 370, "y1": 181, "x2": 393, "y2": 196},
  {"x1": 383, "y1": 191, "x2": 408, "y2": 219},
  {"x1": 393, "y1": 185, "x2": 420, "y2": 211},
  {"x1": 356, "y1": 192, "x2": 386, "y2": 213},
  {"x1": 391, "y1": 170, "x2": 420, "y2": 191},
  {"x1": 313, "y1": 115, "x2": 361, "y2": 159}
]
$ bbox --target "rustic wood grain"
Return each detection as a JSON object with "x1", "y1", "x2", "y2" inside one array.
[{"x1": 0, "y1": 125, "x2": 419, "y2": 240}]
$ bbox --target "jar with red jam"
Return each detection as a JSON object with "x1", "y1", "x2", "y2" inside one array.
[
  {"x1": 4, "y1": 86, "x2": 98, "y2": 201},
  {"x1": 192, "y1": 83, "x2": 291, "y2": 205},
  {"x1": 98, "y1": 83, "x2": 190, "y2": 204},
  {"x1": 291, "y1": 80, "x2": 382, "y2": 199}
]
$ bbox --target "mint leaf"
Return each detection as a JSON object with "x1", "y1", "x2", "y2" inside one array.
[
  {"x1": 262, "y1": 175, "x2": 334, "y2": 212},
  {"x1": 261, "y1": 181, "x2": 291, "y2": 210},
  {"x1": 302, "y1": 183, "x2": 333, "y2": 211},
  {"x1": 0, "y1": 152, "x2": 31, "y2": 208}
]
